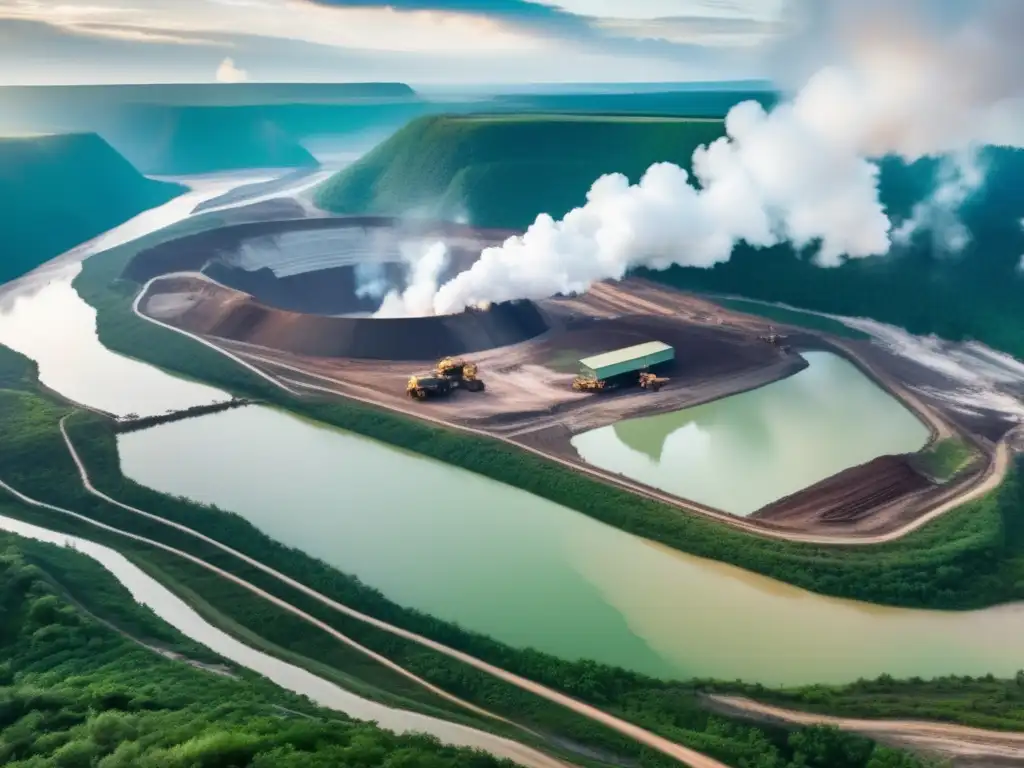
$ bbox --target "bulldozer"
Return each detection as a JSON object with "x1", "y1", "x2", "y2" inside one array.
[
  {"x1": 572, "y1": 375, "x2": 606, "y2": 393},
  {"x1": 434, "y1": 357, "x2": 485, "y2": 392},
  {"x1": 638, "y1": 371, "x2": 669, "y2": 392},
  {"x1": 407, "y1": 375, "x2": 453, "y2": 400}
]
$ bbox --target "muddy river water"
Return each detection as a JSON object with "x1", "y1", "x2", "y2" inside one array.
[
  {"x1": 572, "y1": 351, "x2": 931, "y2": 515},
  {"x1": 1, "y1": 178, "x2": 1022, "y2": 693}
]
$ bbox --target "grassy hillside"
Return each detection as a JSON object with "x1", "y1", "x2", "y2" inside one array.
[
  {"x1": 319, "y1": 113, "x2": 1024, "y2": 360},
  {"x1": 314, "y1": 114, "x2": 727, "y2": 228},
  {"x1": 101, "y1": 106, "x2": 323, "y2": 175},
  {"x1": 0, "y1": 133, "x2": 184, "y2": 286}
]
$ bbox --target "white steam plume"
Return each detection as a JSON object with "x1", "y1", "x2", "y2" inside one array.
[
  {"x1": 893, "y1": 151, "x2": 987, "y2": 253},
  {"x1": 432, "y1": 0, "x2": 1024, "y2": 316},
  {"x1": 375, "y1": 242, "x2": 449, "y2": 318},
  {"x1": 354, "y1": 262, "x2": 389, "y2": 301}
]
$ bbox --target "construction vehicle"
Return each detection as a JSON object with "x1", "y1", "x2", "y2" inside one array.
[
  {"x1": 572, "y1": 375, "x2": 607, "y2": 393},
  {"x1": 638, "y1": 371, "x2": 669, "y2": 392},
  {"x1": 407, "y1": 375, "x2": 453, "y2": 400},
  {"x1": 434, "y1": 357, "x2": 485, "y2": 392}
]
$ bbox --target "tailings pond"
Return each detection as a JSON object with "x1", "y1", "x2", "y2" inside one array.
[
  {"x1": 572, "y1": 351, "x2": 931, "y2": 515},
  {"x1": 118, "y1": 405, "x2": 1024, "y2": 687}
]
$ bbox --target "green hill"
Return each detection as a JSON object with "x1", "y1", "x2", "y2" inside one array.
[
  {"x1": 0, "y1": 133, "x2": 184, "y2": 286},
  {"x1": 317, "y1": 114, "x2": 1024, "y2": 360},
  {"x1": 314, "y1": 114, "x2": 727, "y2": 229}
]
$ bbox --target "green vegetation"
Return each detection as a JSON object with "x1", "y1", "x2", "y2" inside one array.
[
  {"x1": 0, "y1": 535, "x2": 520, "y2": 768},
  {"x1": 0, "y1": 343, "x2": 940, "y2": 768},
  {"x1": 0, "y1": 133, "x2": 184, "y2": 286},
  {"x1": 74, "y1": 235, "x2": 1024, "y2": 612},
  {"x1": 912, "y1": 439, "x2": 979, "y2": 482},
  {"x1": 713, "y1": 674, "x2": 1024, "y2": 733},
  {"x1": 314, "y1": 114, "x2": 727, "y2": 229},
  {"x1": 651, "y1": 147, "x2": 1024, "y2": 359},
  {"x1": 323, "y1": 114, "x2": 1023, "y2": 360},
  {"x1": 714, "y1": 298, "x2": 871, "y2": 340}
]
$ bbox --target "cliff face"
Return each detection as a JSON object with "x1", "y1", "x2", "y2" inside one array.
[{"x1": 0, "y1": 133, "x2": 184, "y2": 285}]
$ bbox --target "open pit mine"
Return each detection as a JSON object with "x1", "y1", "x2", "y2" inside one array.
[{"x1": 129, "y1": 214, "x2": 1014, "y2": 542}]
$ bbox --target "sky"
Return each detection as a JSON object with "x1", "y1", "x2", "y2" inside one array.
[{"x1": 0, "y1": 0, "x2": 793, "y2": 85}]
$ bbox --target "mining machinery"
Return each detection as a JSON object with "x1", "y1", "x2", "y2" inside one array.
[
  {"x1": 638, "y1": 371, "x2": 669, "y2": 392},
  {"x1": 434, "y1": 356, "x2": 486, "y2": 392},
  {"x1": 406, "y1": 374, "x2": 453, "y2": 400},
  {"x1": 572, "y1": 375, "x2": 606, "y2": 393}
]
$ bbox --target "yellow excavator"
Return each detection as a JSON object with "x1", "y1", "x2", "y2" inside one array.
[
  {"x1": 408, "y1": 357, "x2": 485, "y2": 401},
  {"x1": 572, "y1": 375, "x2": 606, "y2": 392},
  {"x1": 639, "y1": 371, "x2": 669, "y2": 392},
  {"x1": 435, "y1": 357, "x2": 485, "y2": 392},
  {"x1": 406, "y1": 374, "x2": 453, "y2": 400}
]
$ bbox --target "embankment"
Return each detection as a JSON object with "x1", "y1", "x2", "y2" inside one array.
[
  {"x1": 140, "y1": 274, "x2": 551, "y2": 361},
  {"x1": 314, "y1": 114, "x2": 727, "y2": 229},
  {"x1": 113, "y1": 398, "x2": 251, "y2": 433},
  {"x1": 0, "y1": 133, "x2": 184, "y2": 285}
]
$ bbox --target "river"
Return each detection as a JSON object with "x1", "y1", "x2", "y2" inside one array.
[
  {"x1": 118, "y1": 404, "x2": 1024, "y2": 686},
  {"x1": 571, "y1": 351, "x2": 931, "y2": 515},
  {"x1": 0, "y1": 513, "x2": 562, "y2": 767},
  {"x1": 2, "y1": 173, "x2": 1021, "y2": 691}
]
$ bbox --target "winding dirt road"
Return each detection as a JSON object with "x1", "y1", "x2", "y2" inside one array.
[
  {"x1": 0, "y1": 418, "x2": 736, "y2": 768},
  {"x1": 708, "y1": 695, "x2": 1024, "y2": 764},
  {"x1": 132, "y1": 275, "x2": 1017, "y2": 547}
]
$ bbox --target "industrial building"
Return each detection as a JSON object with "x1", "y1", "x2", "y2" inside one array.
[{"x1": 578, "y1": 341, "x2": 675, "y2": 381}]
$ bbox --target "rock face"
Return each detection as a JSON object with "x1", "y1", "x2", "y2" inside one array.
[{"x1": 0, "y1": 133, "x2": 184, "y2": 286}]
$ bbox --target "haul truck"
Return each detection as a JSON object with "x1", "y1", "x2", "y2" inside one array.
[{"x1": 407, "y1": 357, "x2": 485, "y2": 400}]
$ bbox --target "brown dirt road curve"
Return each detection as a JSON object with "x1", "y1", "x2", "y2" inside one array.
[
  {"x1": 0, "y1": 418, "x2": 735, "y2": 768},
  {"x1": 707, "y1": 695, "x2": 1024, "y2": 763}
]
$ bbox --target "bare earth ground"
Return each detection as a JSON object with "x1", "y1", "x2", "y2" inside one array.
[
  {"x1": 138, "y1": 274, "x2": 1018, "y2": 541},
  {"x1": 705, "y1": 695, "x2": 1024, "y2": 767}
]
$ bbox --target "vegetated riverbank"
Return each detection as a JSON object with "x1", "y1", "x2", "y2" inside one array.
[
  {"x1": 0, "y1": 344, "x2": 945, "y2": 768},
  {"x1": 113, "y1": 397, "x2": 251, "y2": 434},
  {"x1": 0, "y1": 532, "x2": 527, "y2": 768},
  {"x1": 70, "y1": 234, "x2": 1024, "y2": 612}
]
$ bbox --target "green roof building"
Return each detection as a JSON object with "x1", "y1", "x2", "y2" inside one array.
[{"x1": 579, "y1": 341, "x2": 675, "y2": 380}]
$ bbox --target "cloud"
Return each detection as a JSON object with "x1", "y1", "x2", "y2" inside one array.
[
  {"x1": 215, "y1": 56, "x2": 247, "y2": 82},
  {"x1": 68, "y1": 22, "x2": 226, "y2": 45}
]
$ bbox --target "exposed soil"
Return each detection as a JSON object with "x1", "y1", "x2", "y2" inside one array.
[
  {"x1": 140, "y1": 275, "x2": 550, "y2": 361},
  {"x1": 705, "y1": 695, "x2": 1024, "y2": 767},
  {"x1": 134, "y1": 229, "x2": 1014, "y2": 540}
]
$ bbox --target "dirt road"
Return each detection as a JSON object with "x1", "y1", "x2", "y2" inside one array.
[
  {"x1": 131, "y1": 277, "x2": 1016, "y2": 546},
  {"x1": 707, "y1": 695, "x2": 1024, "y2": 764}
]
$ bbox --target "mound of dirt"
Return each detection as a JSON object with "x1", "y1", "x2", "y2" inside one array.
[{"x1": 142, "y1": 276, "x2": 550, "y2": 361}]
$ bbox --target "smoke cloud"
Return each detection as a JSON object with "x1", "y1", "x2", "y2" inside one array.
[
  {"x1": 892, "y1": 151, "x2": 987, "y2": 253},
  {"x1": 374, "y1": 242, "x2": 450, "y2": 318},
  {"x1": 430, "y1": 0, "x2": 1023, "y2": 315}
]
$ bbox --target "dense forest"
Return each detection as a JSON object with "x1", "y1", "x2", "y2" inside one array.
[
  {"x1": 0, "y1": 134, "x2": 184, "y2": 286},
  {"x1": 0, "y1": 534, "x2": 522, "y2": 768}
]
